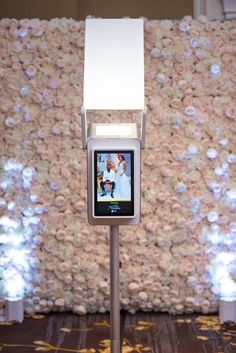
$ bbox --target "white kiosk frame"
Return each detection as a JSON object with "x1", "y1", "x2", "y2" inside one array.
[
  {"x1": 81, "y1": 19, "x2": 146, "y2": 353},
  {"x1": 81, "y1": 18, "x2": 146, "y2": 150}
]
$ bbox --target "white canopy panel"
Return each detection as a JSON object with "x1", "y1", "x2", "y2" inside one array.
[{"x1": 83, "y1": 18, "x2": 144, "y2": 110}]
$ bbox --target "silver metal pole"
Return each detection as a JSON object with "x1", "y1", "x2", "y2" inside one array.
[
  {"x1": 110, "y1": 225, "x2": 120, "y2": 353},
  {"x1": 141, "y1": 106, "x2": 147, "y2": 149},
  {"x1": 81, "y1": 106, "x2": 87, "y2": 149}
]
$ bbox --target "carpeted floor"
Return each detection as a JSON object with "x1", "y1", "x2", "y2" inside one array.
[{"x1": 0, "y1": 312, "x2": 236, "y2": 353}]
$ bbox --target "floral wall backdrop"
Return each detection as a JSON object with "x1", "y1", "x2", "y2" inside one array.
[{"x1": 0, "y1": 16, "x2": 235, "y2": 315}]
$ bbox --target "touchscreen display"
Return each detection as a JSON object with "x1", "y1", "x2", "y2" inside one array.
[{"x1": 94, "y1": 151, "x2": 134, "y2": 217}]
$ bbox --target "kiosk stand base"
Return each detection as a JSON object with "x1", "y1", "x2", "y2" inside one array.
[
  {"x1": 219, "y1": 298, "x2": 236, "y2": 323},
  {"x1": 5, "y1": 298, "x2": 24, "y2": 323},
  {"x1": 110, "y1": 225, "x2": 121, "y2": 353}
]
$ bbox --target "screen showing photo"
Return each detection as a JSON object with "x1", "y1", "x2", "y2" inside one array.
[{"x1": 94, "y1": 150, "x2": 134, "y2": 217}]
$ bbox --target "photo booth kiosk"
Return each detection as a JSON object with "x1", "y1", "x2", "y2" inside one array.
[
  {"x1": 87, "y1": 124, "x2": 142, "y2": 225},
  {"x1": 81, "y1": 18, "x2": 146, "y2": 353}
]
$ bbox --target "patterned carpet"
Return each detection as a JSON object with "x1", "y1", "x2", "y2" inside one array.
[{"x1": 0, "y1": 312, "x2": 236, "y2": 353}]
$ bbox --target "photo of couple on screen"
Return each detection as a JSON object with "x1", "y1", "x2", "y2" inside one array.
[{"x1": 96, "y1": 152, "x2": 132, "y2": 202}]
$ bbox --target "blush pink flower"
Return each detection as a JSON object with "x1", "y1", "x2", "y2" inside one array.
[
  {"x1": 170, "y1": 98, "x2": 182, "y2": 109},
  {"x1": 32, "y1": 27, "x2": 44, "y2": 37},
  {"x1": 198, "y1": 15, "x2": 208, "y2": 24},
  {"x1": 9, "y1": 27, "x2": 18, "y2": 38},
  {"x1": 175, "y1": 64, "x2": 185, "y2": 74},
  {"x1": 55, "y1": 58, "x2": 65, "y2": 68},
  {"x1": 225, "y1": 105, "x2": 236, "y2": 119},
  {"x1": 56, "y1": 230, "x2": 66, "y2": 241},
  {"x1": 25, "y1": 65, "x2": 37, "y2": 78},
  {"x1": 195, "y1": 49, "x2": 206, "y2": 60},
  {"x1": 68, "y1": 21, "x2": 81, "y2": 32},
  {"x1": 48, "y1": 79, "x2": 60, "y2": 89}
]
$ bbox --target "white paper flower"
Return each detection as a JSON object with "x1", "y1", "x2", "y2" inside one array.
[
  {"x1": 206, "y1": 148, "x2": 218, "y2": 159},
  {"x1": 207, "y1": 211, "x2": 219, "y2": 223},
  {"x1": 17, "y1": 27, "x2": 28, "y2": 38},
  {"x1": 5, "y1": 117, "x2": 17, "y2": 127},
  {"x1": 185, "y1": 106, "x2": 196, "y2": 116},
  {"x1": 188, "y1": 145, "x2": 198, "y2": 154},
  {"x1": 214, "y1": 167, "x2": 224, "y2": 176},
  {"x1": 219, "y1": 138, "x2": 228, "y2": 146},
  {"x1": 226, "y1": 189, "x2": 236, "y2": 200},
  {"x1": 178, "y1": 21, "x2": 190, "y2": 32},
  {"x1": 210, "y1": 64, "x2": 221, "y2": 75},
  {"x1": 227, "y1": 154, "x2": 236, "y2": 164},
  {"x1": 150, "y1": 48, "x2": 162, "y2": 57},
  {"x1": 190, "y1": 37, "x2": 199, "y2": 48},
  {"x1": 20, "y1": 86, "x2": 30, "y2": 96}
]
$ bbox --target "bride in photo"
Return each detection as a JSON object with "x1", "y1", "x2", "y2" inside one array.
[{"x1": 115, "y1": 154, "x2": 131, "y2": 200}]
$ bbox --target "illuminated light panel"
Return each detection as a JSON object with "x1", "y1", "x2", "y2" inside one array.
[
  {"x1": 217, "y1": 252, "x2": 236, "y2": 266},
  {"x1": 220, "y1": 277, "x2": 236, "y2": 299},
  {"x1": 96, "y1": 124, "x2": 133, "y2": 137},
  {"x1": 4, "y1": 270, "x2": 25, "y2": 300}
]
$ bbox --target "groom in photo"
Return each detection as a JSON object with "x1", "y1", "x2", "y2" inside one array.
[{"x1": 100, "y1": 160, "x2": 116, "y2": 198}]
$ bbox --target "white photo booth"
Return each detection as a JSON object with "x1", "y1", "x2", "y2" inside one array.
[{"x1": 81, "y1": 18, "x2": 146, "y2": 353}]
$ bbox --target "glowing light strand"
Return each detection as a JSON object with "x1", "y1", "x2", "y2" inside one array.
[{"x1": 0, "y1": 161, "x2": 42, "y2": 301}]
